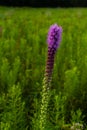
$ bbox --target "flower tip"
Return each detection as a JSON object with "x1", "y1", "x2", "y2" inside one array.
[{"x1": 47, "y1": 24, "x2": 62, "y2": 49}]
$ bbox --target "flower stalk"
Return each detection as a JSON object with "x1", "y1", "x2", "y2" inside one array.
[{"x1": 39, "y1": 24, "x2": 62, "y2": 130}]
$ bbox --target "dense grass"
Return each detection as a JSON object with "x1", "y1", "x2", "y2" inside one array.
[{"x1": 0, "y1": 7, "x2": 87, "y2": 129}]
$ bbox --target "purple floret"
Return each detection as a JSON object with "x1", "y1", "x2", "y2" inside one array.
[{"x1": 47, "y1": 24, "x2": 62, "y2": 49}]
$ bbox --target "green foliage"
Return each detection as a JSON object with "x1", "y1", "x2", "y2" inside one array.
[
  {"x1": 71, "y1": 109, "x2": 83, "y2": 124},
  {"x1": 0, "y1": 7, "x2": 87, "y2": 129},
  {"x1": 48, "y1": 91, "x2": 66, "y2": 130},
  {"x1": 0, "y1": 84, "x2": 27, "y2": 130},
  {"x1": 70, "y1": 109, "x2": 84, "y2": 130}
]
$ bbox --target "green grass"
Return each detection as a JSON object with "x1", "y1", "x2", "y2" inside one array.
[{"x1": 0, "y1": 7, "x2": 87, "y2": 129}]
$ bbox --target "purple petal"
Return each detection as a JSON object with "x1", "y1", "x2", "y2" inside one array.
[{"x1": 47, "y1": 24, "x2": 62, "y2": 49}]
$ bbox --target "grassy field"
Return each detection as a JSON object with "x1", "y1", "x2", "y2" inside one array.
[{"x1": 0, "y1": 7, "x2": 87, "y2": 129}]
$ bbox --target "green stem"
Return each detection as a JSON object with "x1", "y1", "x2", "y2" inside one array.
[{"x1": 39, "y1": 77, "x2": 51, "y2": 130}]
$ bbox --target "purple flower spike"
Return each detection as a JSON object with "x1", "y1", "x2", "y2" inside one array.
[
  {"x1": 45, "y1": 24, "x2": 62, "y2": 82},
  {"x1": 40, "y1": 24, "x2": 62, "y2": 130},
  {"x1": 47, "y1": 24, "x2": 62, "y2": 49}
]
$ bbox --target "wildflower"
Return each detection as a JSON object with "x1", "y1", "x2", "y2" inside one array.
[
  {"x1": 45, "y1": 24, "x2": 62, "y2": 81},
  {"x1": 47, "y1": 24, "x2": 62, "y2": 49},
  {"x1": 40, "y1": 24, "x2": 62, "y2": 130}
]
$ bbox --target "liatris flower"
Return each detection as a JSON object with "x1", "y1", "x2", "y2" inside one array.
[
  {"x1": 39, "y1": 24, "x2": 62, "y2": 130},
  {"x1": 45, "y1": 24, "x2": 62, "y2": 81},
  {"x1": 47, "y1": 24, "x2": 62, "y2": 49}
]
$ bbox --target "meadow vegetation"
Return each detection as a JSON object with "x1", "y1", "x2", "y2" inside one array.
[{"x1": 0, "y1": 7, "x2": 87, "y2": 129}]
